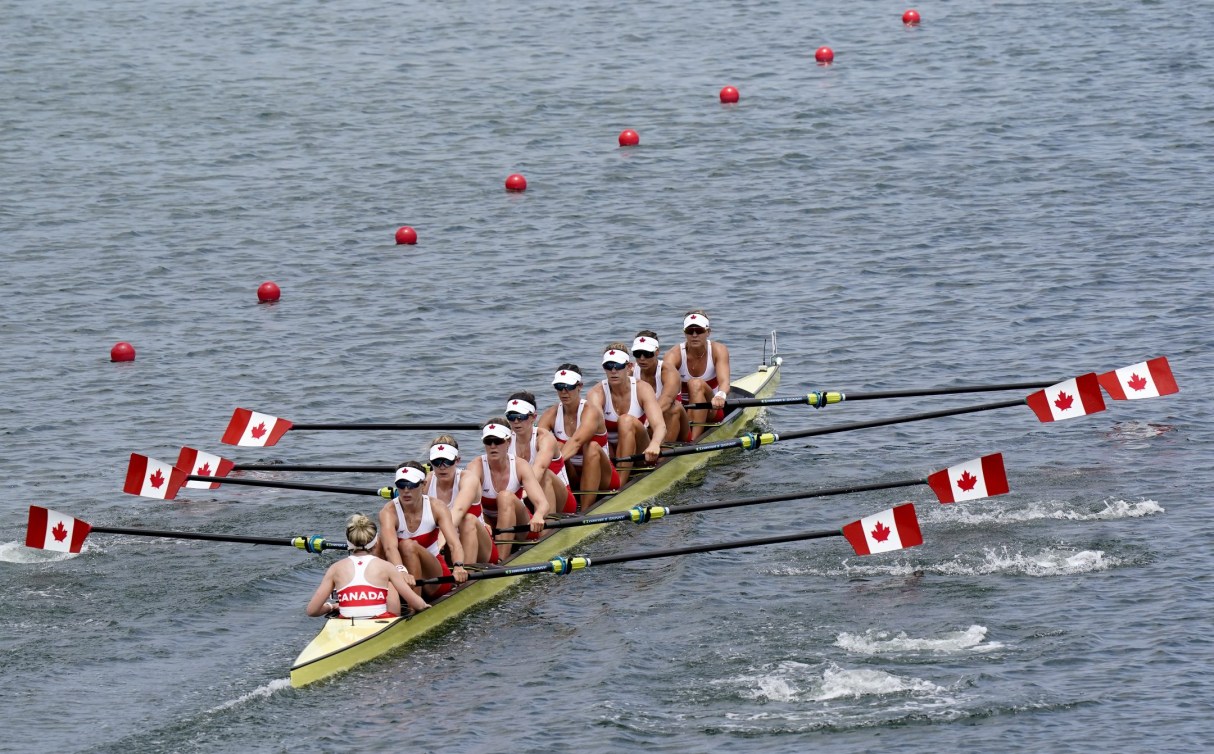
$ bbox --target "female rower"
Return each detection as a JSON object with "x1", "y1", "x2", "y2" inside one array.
[
  {"x1": 664, "y1": 310, "x2": 732, "y2": 441},
  {"x1": 450, "y1": 419, "x2": 551, "y2": 558},
  {"x1": 538, "y1": 363, "x2": 620, "y2": 512},
  {"x1": 504, "y1": 391, "x2": 578, "y2": 515},
  {"x1": 586, "y1": 344, "x2": 666, "y2": 485},
  {"x1": 631, "y1": 330, "x2": 689, "y2": 443},
  {"x1": 426, "y1": 436, "x2": 498, "y2": 565},
  {"x1": 376, "y1": 462, "x2": 469, "y2": 602},
  {"x1": 305, "y1": 512, "x2": 430, "y2": 618}
]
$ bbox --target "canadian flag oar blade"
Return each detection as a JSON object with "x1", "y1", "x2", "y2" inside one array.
[
  {"x1": 1097, "y1": 356, "x2": 1179, "y2": 401},
  {"x1": 176, "y1": 447, "x2": 236, "y2": 489},
  {"x1": 926, "y1": 453, "x2": 1010, "y2": 504},
  {"x1": 221, "y1": 408, "x2": 293, "y2": 447},
  {"x1": 841, "y1": 503, "x2": 923, "y2": 555},
  {"x1": 26, "y1": 506, "x2": 91, "y2": 553},
  {"x1": 1025, "y1": 373, "x2": 1106, "y2": 422},
  {"x1": 123, "y1": 453, "x2": 188, "y2": 500}
]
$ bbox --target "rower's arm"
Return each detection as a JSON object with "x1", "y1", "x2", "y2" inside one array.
[
  {"x1": 449, "y1": 462, "x2": 480, "y2": 522},
  {"x1": 431, "y1": 500, "x2": 467, "y2": 568},
  {"x1": 566, "y1": 401, "x2": 604, "y2": 454},
  {"x1": 517, "y1": 458, "x2": 551, "y2": 520},
  {"x1": 533, "y1": 429, "x2": 559, "y2": 478},
  {"x1": 638, "y1": 381, "x2": 667, "y2": 447},
  {"x1": 658, "y1": 364, "x2": 681, "y2": 412},
  {"x1": 714, "y1": 342, "x2": 732, "y2": 396},
  {"x1": 377, "y1": 505, "x2": 404, "y2": 568},
  {"x1": 305, "y1": 569, "x2": 339, "y2": 616}
]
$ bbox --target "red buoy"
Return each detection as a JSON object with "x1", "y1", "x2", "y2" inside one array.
[
  {"x1": 719, "y1": 85, "x2": 740, "y2": 104},
  {"x1": 618, "y1": 129, "x2": 639, "y2": 147},
  {"x1": 815, "y1": 46, "x2": 834, "y2": 64},
  {"x1": 505, "y1": 173, "x2": 527, "y2": 192},
  {"x1": 902, "y1": 9, "x2": 921, "y2": 25},
  {"x1": 394, "y1": 226, "x2": 418, "y2": 245},
  {"x1": 110, "y1": 342, "x2": 136, "y2": 362},
  {"x1": 257, "y1": 281, "x2": 281, "y2": 303}
]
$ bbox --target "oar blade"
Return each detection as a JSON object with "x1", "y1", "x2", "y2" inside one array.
[
  {"x1": 177, "y1": 447, "x2": 236, "y2": 489},
  {"x1": 26, "y1": 506, "x2": 91, "y2": 552},
  {"x1": 123, "y1": 453, "x2": 188, "y2": 500},
  {"x1": 926, "y1": 453, "x2": 1010, "y2": 504},
  {"x1": 221, "y1": 408, "x2": 294, "y2": 447},
  {"x1": 842, "y1": 503, "x2": 922, "y2": 555},
  {"x1": 1097, "y1": 356, "x2": 1179, "y2": 401},
  {"x1": 1025, "y1": 373, "x2": 1106, "y2": 422}
]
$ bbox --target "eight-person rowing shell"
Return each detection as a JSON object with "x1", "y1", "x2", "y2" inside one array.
[
  {"x1": 306, "y1": 513, "x2": 431, "y2": 618},
  {"x1": 539, "y1": 364, "x2": 621, "y2": 513},
  {"x1": 586, "y1": 344, "x2": 667, "y2": 485}
]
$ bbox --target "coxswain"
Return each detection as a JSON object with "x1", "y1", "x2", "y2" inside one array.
[
  {"x1": 631, "y1": 330, "x2": 690, "y2": 443},
  {"x1": 376, "y1": 462, "x2": 469, "y2": 601},
  {"x1": 450, "y1": 419, "x2": 551, "y2": 558},
  {"x1": 538, "y1": 363, "x2": 620, "y2": 512},
  {"x1": 504, "y1": 392, "x2": 578, "y2": 515},
  {"x1": 664, "y1": 310, "x2": 731, "y2": 441},
  {"x1": 586, "y1": 344, "x2": 667, "y2": 485},
  {"x1": 426, "y1": 436, "x2": 498, "y2": 565},
  {"x1": 306, "y1": 512, "x2": 430, "y2": 618}
]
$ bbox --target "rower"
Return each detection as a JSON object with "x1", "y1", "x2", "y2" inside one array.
[
  {"x1": 504, "y1": 391, "x2": 578, "y2": 515},
  {"x1": 538, "y1": 363, "x2": 620, "y2": 512},
  {"x1": 426, "y1": 436, "x2": 498, "y2": 565},
  {"x1": 631, "y1": 330, "x2": 689, "y2": 443},
  {"x1": 375, "y1": 462, "x2": 469, "y2": 602},
  {"x1": 664, "y1": 310, "x2": 732, "y2": 441},
  {"x1": 586, "y1": 344, "x2": 666, "y2": 485},
  {"x1": 305, "y1": 512, "x2": 430, "y2": 618},
  {"x1": 450, "y1": 419, "x2": 550, "y2": 558}
]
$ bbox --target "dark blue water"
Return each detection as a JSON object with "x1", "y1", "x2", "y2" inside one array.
[{"x1": 2, "y1": 0, "x2": 1211, "y2": 752}]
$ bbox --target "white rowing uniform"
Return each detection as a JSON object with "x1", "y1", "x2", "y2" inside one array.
[
  {"x1": 479, "y1": 453, "x2": 520, "y2": 519},
  {"x1": 510, "y1": 426, "x2": 571, "y2": 486},
  {"x1": 552, "y1": 399, "x2": 609, "y2": 466},
  {"x1": 600, "y1": 376, "x2": 647, "y2": 445},
  {"x1": 633, "y1": 360, "x2": 668, "y2": 401},
  {"x1": 394, "y1": 496, "x2": 441, "y2": 558},
  {"x1": 677, "y1": 340, "x2": 719, "y2": 401},
  {"x1": 427, "y1": 468, "x2": 464, "y2": 510},
  {"x1": 336, "y1": 555, "x2": 390, "y2": 619}
]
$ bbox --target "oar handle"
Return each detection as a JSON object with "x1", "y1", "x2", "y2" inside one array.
[
  {"x1": 188, "y1": 475, "x2": 385, "y2": 497},
  {"x1": 90, "y1": 525, "x2": 347, "y2": 552},
  {"x1": 290, "y1": 422, "x2": 480, "y2": 431}
]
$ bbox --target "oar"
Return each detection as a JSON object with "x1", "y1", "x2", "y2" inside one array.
[
  {"x1": 125, "y1": 452, "x2": 394, "y2": 501},
  {"x1": 420, "y1": 503, "x2": 923, "y2": 584},
  {"x1": 186, "y1": 474, "x2": 392, "y2": 498},
  {"x1": 24, "y1": 505, "x2": 346, "y2": 553},
  {"x1": 496, "y1": 452, "x2": 1008, "y2": 534},
  {"x1": 220, "y1": 407, "x2": 479, "y2": 448},
  {"x1": 682, "y1": 380, "x2": 1057, "y2": 410},
  {"x1": 616, "y1": 373, "x2": 1107, "y2": 464}
]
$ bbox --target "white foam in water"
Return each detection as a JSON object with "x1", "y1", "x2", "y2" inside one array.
[
  {"x1": 933, "y1": 546, "x2": 1119, "y2": 577},
  {"x1": 722, "y1": 660, "x2": 813, "y2": 702},
  {"x1": 0, "y1": 540, "x2": 87, "y2": 564},
  {"x1": 835, "y1": 624, "x2": 1003, "y2": 655},
  {"x1": 208, "y1": 678, "x2": 291, "y2": 713},
  {"x1": 812, "y1": 664, "x2": 947, "y2": 701},
  {"x1": 938, "y1": 498, "x2": 1164, "y2": 525}
]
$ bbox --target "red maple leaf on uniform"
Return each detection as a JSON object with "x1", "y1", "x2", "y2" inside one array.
[
  {"x1": 52, "y1": 521, "x2": 68, "y2": 542},
  {"x1": 250, "y1": 422, "x2": 267, "y2": 439},
  {"x1": 149, "y1": 469, "x2": 165, "y2": 488},
  {"x1": 871, "y1": 521, "x2": 891, "y2": 542},
  {"x1": 197, "y1": 462, "x2": 211, "y2": 476},
  {"x1": 956, "y1": 470, "x2": 979, "y2": 491},
  {"x1": 1054, "y1": 391, "x2": 1074, "y2": 411},
  {"x1": 1127, "y1": 373, "x2": 1148, "y2": 391}
]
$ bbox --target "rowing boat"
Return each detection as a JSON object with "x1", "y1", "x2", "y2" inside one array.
[{"x1": 289, "y1": 351, "x2": 783, "y2": 687}]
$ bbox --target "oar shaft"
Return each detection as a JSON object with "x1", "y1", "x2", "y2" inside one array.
[
  {"x1": 232, "y1": 464, "x2": 397, "y2": 473},
  {"x1": 290, "y1": 422, "x2": 480, "y2": 431},
  {"x1": 683, "y1": 381, "x2": 1054, "y2": 410},
  {"x1": 189, "y1": 475, "x2": 380, "y2": 497},
  {"x1": 89, "y1": 525, "x2": 346, "y2": 550}
]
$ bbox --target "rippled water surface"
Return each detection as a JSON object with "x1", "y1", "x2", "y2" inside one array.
[{"x1": 2, "y1": 0, "x2": 1211, "y2": 752}]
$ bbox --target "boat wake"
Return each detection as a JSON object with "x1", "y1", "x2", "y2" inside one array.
[
  {"x1": 927, "y1": 498, "x2": 1164, "y2": 524},
  {"x1": 207, "y1": 678, "x2": 292, "y2": 714},
  {"x1": 929, "y1": 546, "x2": 1121, "y2": 577},
  {"x1": 716, "y1": 660, "x2": 951, "y2": 703},
  {"x1": 0, "y1": 540, "x2": 87, "y2": 564},
  {"x1": 835, "y1": 624, "x2": 1003, "y2": 655}
]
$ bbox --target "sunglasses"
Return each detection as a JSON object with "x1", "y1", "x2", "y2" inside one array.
[
  {"x1": 632, "y1": 350, "x2": 656, "y2": 358},
  {"x1": 505, "y1": 411, "x2": 533, "y2": 422},
  {"x1": 684, "y1": 327, "x2": 706, "y2": 335},
  {"x1": 395, "y1": 478, "x2": 423, "y2": 490},
  {"x1": 602, "y1": 361, "x2": 629, "y2": 371},
  {"x1": 429, "y1": 457, "x2": 456, "y2": 468},
  {"x1": 482, "y1": 436, "x2": 508, "y2": 446},
  {"x1": 553, "y1": 383, "x2": 579, "y2": 392}
]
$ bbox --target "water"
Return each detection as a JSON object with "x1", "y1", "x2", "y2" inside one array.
[{"x1": 2, "y1": 0, "x2": 1211, "y2": 751}]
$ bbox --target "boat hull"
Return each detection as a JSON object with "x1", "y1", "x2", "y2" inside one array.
[{"x1": 290, "y1": 357, "x2": 782, "y2": 687}]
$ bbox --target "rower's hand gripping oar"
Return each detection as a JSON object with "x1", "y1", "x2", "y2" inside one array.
[
  {"x1": 424, "y1": 503, "x2": 924, "y2": 584},
  {"x1": 219, "y1": 407, "x2": 479, "y2": 448},
  {"x1": 24, "y1": 506, "x2": 346, "y2": 554},
  {"x1": 496, "y1": 452, "x2": 1009, "y2": 534},
  {"x1": 681, "y1": 380, "x2": 1059, "y2": 411},
  {"x1": 123, "y1": 453, "x2": 400, "y2": 501},
  {"x1": 616, "y1": 373, "x2": 1112, "y2": 465}
]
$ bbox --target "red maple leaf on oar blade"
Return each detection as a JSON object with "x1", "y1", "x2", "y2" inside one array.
[
  {"x1": 197, "y1": 462, "x2": 211, "y2": 476},
  {"x1": 52, "y1": 521, "x2": 68, "y2": 542},
  {"x1": 250, "y1": 422, "x2": 267, "y2": 439},
  {"x1": 1127, "y1": 373, "x2": 1148, "y2": 391},
  {"x1": 871, "y1": 521, "x2": 891, "y2": 542},
  {"x1": 149, "y1": 469, "x2": 164, "y2": 488},
  {"x1": 1054, "y1": 391, "x2": 1074, "y2": 411},
  {"x1": 956, "y1": 470, "x2": 979, "y2": 491}
]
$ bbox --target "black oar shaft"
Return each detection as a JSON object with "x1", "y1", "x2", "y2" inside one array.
[
  {"x1": 188, "y1": 475, "x2": 380, "y2": 497},
  {"x1": 683, "y1": 381, "x2": 1053, "y2": 410},
  {"x1": 233, "y1": 464, "x2": 397, "y2": 473},
  {"x1": 290, "y1": 422, "x2": 479, "y2": 431},
  {"x1": 89, "y1": 525, "x2": 347, "y2": 550}
]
